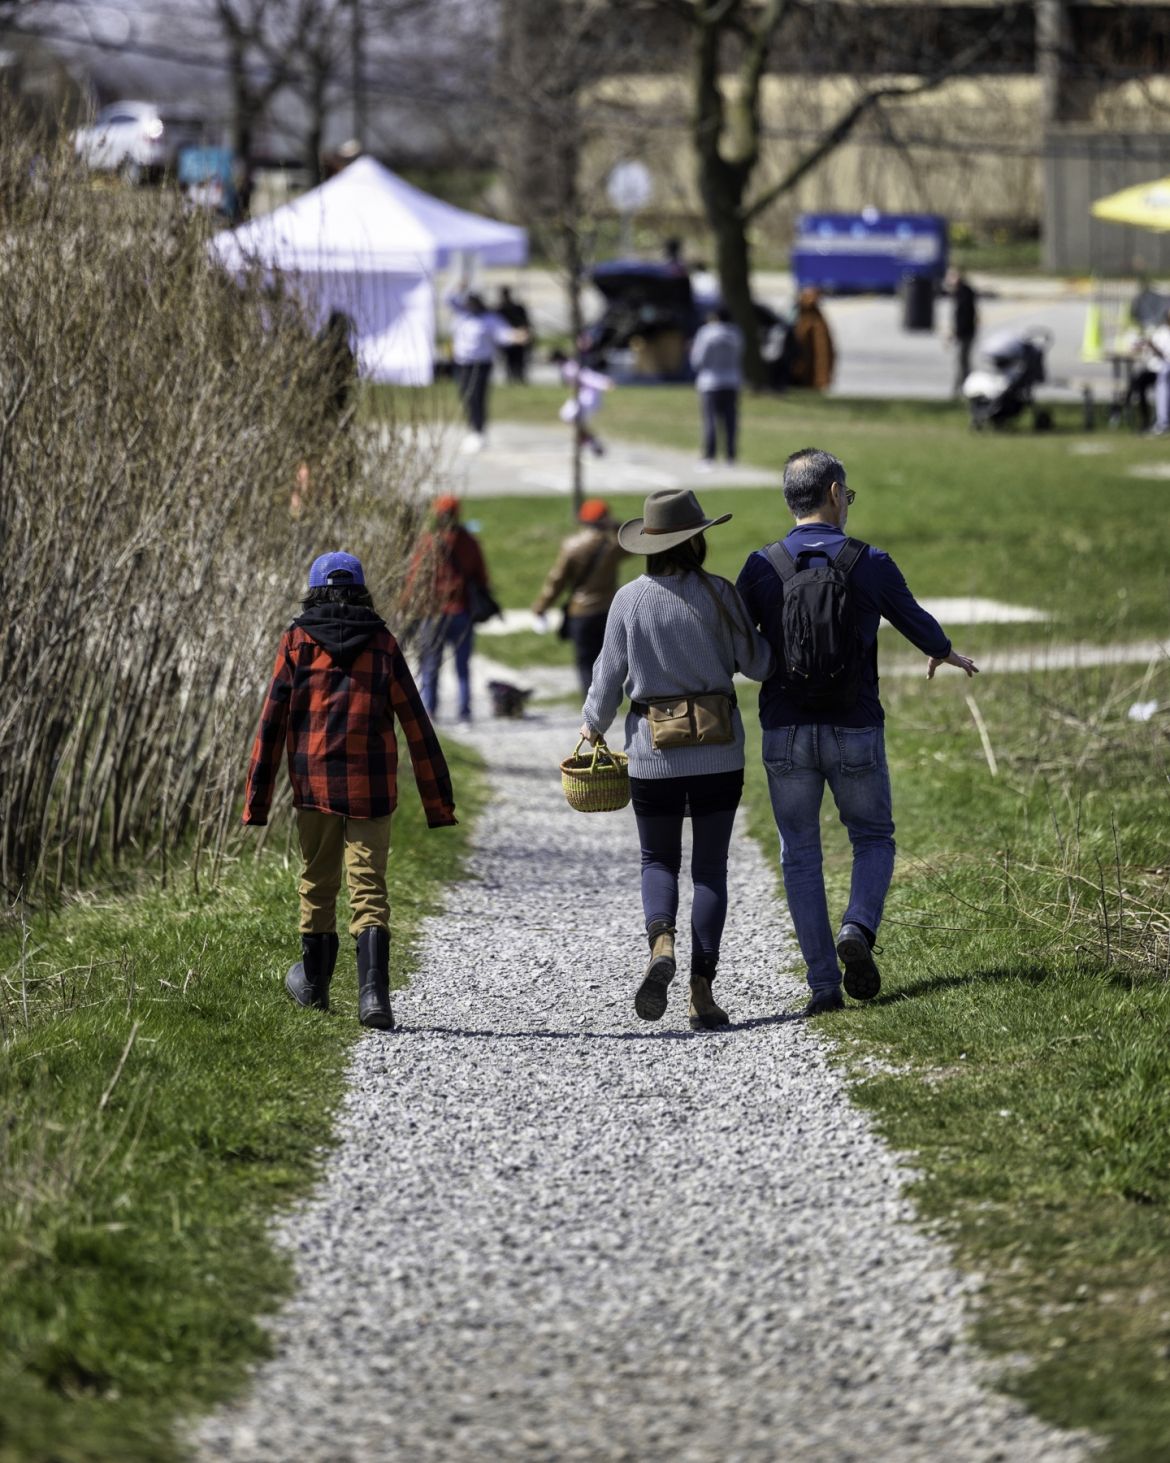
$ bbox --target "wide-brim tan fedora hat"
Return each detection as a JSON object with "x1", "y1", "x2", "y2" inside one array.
[{"x1": 617, "y1": 489, "x2": 732, "y2": 555}]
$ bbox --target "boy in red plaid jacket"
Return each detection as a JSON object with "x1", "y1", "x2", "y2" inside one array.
[{"x1": 243, "y1": 551, "x2": 456, "y2": 1028}]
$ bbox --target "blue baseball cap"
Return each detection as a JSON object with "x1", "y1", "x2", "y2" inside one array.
[{"x1": 308, "y1": 551, "x2": 365, "y2": 588}]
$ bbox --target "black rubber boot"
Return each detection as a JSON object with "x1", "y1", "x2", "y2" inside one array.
[
  {"x1": 355, "y1": 927, "x2": 394, "y2": 1030},
  {"x1": 688, "y1": 952, "x2": 729, "y2": 1030},
  {"x1": 285, "y1": 932, "x2": 338, "y2": 1011},
  {"x1": 634, "y1": 919, "x2": 676, "y2": 1021}
]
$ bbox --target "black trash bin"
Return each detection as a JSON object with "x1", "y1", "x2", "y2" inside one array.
[{"x1": 901, "y1": 273, "x2": 935, "y2": 332}]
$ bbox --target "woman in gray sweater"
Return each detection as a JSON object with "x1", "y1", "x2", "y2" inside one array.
[{"x1": 580, "y1": 489, "x2": 774, "y2": 1029}]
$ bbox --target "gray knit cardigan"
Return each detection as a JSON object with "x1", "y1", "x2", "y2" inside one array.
[{"x1": 582, "y1": 570, "x2": 775, "y2": 779}]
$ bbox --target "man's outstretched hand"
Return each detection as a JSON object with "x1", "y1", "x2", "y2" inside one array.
[{"x1": 927, "y1": 650, "x2": 979, "y2": 679}]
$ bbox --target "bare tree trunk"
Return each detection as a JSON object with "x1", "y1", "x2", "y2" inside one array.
[
  {"x1": 711, "y1": 208, "x2": 760, "y2": 384},
  {"x1": 566, "y1": 224, "x2": 585, "y2": 515},
  {"x1": 227, "y1": 30, "x2": 255, "y2": 162},
  {"x1": 306, "y1": 63, "x2": 327, "y2": 183},
  {"x1": 691, "y1": 6, "x2": 766, "y2": 385},
  {"x1": 350, "y1": 0, "x2": 366, "y2": 147},
  {"x1": 678, "y1": 0, "x2": 1023, "y2": 390}
]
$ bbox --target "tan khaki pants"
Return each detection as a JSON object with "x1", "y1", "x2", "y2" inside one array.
[{"x1": 296, "y1": 809, "x2": 392, "y2": 937}]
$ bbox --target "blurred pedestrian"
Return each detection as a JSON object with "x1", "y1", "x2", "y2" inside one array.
[
  {"x1": 946, "y1": 267, "x2": 978, "y2": 398},
  {"x1": 551, "y1": 350, "x2": 613, "y2": 458},
  {"x1": 497, "y1": 286, "x2": 533, "y2": 383},
  {"x1": 690, "y1": 306, "x2": 743, "y2": 468},
  {"x1": 242, "y1": 551, "x2": 456, "y2": 1030},
  {"x1": 663, "y1": 236, "x2": 689, "y2": 276},
  {"x1": 579, "y1": 489, "x2": 774, "y2": 1030},
  {"x1": 789, "y1": 288, "x2": 836, "y2": 391},
  {"x1": 292, "y1": 310, "x2": 358, "y2": 514},
  {"x1": 403, "y1": 496, "x2": 492, "y2": 722},
  {"x1": 532, "y1": 498, "x2": 626, "y2": 693},
  {"x1": 1143, "y1": 306, "x2": 1170, "y2": 436},
  {"x1": 317, "y1": 309, "x2": 358, "y2": 426},
  {"x1": 446, "y1": 283, "x2": 510, "y2": 452}
]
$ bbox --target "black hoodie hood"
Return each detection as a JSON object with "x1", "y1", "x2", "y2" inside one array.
[{"x1": 294, "y1": 602, "x2": 386, "y2": 668}]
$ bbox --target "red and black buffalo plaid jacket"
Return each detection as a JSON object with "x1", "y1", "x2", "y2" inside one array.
[{"x1": 243, "y1": 602, "x2": 456, "y2": 828}]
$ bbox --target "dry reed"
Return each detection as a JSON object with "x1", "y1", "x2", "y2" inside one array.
[{"x1": 0, "y1": 108, "x2": 434, "y2": 907}]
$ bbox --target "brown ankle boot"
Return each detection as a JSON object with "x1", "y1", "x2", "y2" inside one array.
[
  {"x1": 634, "y1": 921, "x2": 675, "y2": 1021},
  {"x1": 688, "y1": 955, "x2": 729, "y2": 1030}
]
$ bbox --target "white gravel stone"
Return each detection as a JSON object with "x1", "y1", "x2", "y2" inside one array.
[{"x1": 193, "y1": 701, "x2": 1093, "y2": 1463}]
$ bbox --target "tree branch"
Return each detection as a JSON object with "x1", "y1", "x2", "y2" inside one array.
[
  {"x1": 729, "y1": 0, "x2": 791, "y2": 170},
  {"x1": 743, "y1": 1, "x2": 1022, "y2": 224}
]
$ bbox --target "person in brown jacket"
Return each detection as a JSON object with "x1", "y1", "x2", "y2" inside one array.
[
  {"x1": 790, "y1": 287, "x2": 836, "y2": 391},
  {"x1": 533, "y1": 498, "x2": 627, "y2": 693}
]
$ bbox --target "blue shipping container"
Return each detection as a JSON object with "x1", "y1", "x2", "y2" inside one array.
[{"x1": 791, "y1": 212, "x2": 947, "y2": 294}]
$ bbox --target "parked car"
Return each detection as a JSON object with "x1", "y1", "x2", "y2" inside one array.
[
  {"x1": 73, "y1": 101, "x2": 205, "y2": 183},
  {"x1": 580, "y1": 259, "x2": 789, "y2": 388}
]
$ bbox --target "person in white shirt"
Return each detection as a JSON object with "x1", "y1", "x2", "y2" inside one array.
[
  {"x1": 689, "y1": 307, "x2": 744, "y2": 468},
  {"x1": 446, "y1": 287, "x2": 511, "y2": 451},
  {"x1": 1143, "y1": 307, "x2": 1170, "y2": 435}
]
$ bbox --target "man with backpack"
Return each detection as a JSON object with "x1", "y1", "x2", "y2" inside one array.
[{"x1": 736, "y1": 447, "x2": 977, "y2": 1016}]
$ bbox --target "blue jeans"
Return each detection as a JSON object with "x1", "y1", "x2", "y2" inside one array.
[
  {"x1": 762, "y1": 724, "x2": 895, "y2": 994},
  {"x1": 419, "y1": 612, "x2": 473, "y2": 718}
]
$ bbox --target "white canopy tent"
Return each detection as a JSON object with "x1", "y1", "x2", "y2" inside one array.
[{"x1": 210, "y1": 158, "x2": 529, "y2": 385}]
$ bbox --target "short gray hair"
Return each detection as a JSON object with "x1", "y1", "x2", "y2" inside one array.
[{"x1": 782, "y1": 447, "x2": 844, "y2": 517}]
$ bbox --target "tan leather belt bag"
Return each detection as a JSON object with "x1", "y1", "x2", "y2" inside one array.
[{"x1": 633, "y1": 692, "x2": 736, "y2": 749}]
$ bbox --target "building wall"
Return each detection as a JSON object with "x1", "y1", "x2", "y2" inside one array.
[
  {"x1": 586, "y1": 74, "x2": 1046, "y2": 251},
  {"x1": 1045, "y1": 130, "x2": 1170, "y2": 274}
]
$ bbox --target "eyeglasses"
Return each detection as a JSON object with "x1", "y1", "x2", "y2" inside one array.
[{"x1": 840, "y1": 485, "x2": 856, "y2": 505}]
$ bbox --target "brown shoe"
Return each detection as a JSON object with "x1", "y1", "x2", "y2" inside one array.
[
  {"x1": 635, "y1": 922, "x2": 675, "y2": 1021},
  {"x1": 688, "y1": 973, "x2": 729, "y2": 1030}
]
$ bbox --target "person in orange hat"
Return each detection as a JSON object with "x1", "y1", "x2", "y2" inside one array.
[
  {"x1": 402, "y1": 496, "x2": 493, "y2": 721},
  {"x1": 532, "y1": 498, "x2": 627, "y2": 693}
]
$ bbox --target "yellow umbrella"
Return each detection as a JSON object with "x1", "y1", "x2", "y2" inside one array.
[{"x1": 1091, "y1": 177, "x2": 1170, "y2": 232}]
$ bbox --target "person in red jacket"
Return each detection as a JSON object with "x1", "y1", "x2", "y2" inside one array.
[
  {"x1": 404, "y1": 495, "x2": 491, "y2": 722},
  {"x1": 243, "y1": 551, "x2": 457, "y2": 1029}
]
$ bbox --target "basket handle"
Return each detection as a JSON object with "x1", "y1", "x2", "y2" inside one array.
[{"x1": 574, "y1": 734, "x2": 615, "y2": 771}]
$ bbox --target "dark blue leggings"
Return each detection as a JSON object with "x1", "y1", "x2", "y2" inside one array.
[{"x1": 631, "y1": 771, "x2": 743, "y2": 961}]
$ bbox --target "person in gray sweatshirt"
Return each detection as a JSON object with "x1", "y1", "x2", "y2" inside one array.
[
  {"x1": 580, "y1": 489, "x2": 774, "y2": 1030},
  {"x1": 690, "y1": 306, "x2": 744, "y2": 467}
]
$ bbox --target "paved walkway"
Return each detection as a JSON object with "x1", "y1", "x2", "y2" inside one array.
[{"x1": 403, "y1": 420, "x2": 776, "y2": 501}]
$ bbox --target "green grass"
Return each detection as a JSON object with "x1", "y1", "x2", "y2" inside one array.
[
  {"x1": 739, "y1": 662, "x2": 1170, "y2": 1460},
  {"x1": 386, "y1": 382, "x2": 1170, "y2": 648},
  {"x1": 0, "y1": 742, "x2": 486, "y2": 1463}
]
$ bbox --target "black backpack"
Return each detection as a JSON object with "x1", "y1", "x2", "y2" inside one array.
[{"x1": 763, "y1": 538, "x2": 867, "y2": 712}]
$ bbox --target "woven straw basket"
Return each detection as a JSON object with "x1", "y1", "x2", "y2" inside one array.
[{"x1": 560, "y1": 736, "x2": 630, "y2": 813}]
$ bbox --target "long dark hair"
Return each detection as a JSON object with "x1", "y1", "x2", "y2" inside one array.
[
  {"x1": 301, "y1": 584, "x2": 376, "y2": 611},
  {"x1": 646, "y1": 532, "x2": 749, "y2": 641},
  {"x1": 646, "y1": 534, "x2": 706, "y2": 576}
]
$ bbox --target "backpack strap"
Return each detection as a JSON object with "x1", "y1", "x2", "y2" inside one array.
[
  {"x1": 761, "y1": 541, "x2": 796, "y2": 582},
  {"x1": 834, "y1": 537, "x2": 867, "y2": 576},
  {"x1": 763, "y1": 537, "x2": 866, "y2": 581}
]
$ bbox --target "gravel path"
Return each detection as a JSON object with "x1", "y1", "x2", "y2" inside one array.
[{"x1": 195, "y1": 700, "x2": 1091, "y2": 1463}]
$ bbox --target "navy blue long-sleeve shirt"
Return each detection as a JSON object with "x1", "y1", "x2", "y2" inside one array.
[{"x1": 735, "y1": 521, "x2": 951, "y2": 728}]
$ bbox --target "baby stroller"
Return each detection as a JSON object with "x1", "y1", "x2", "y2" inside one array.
[{"x1": 963, "y1": 327, "x2": 1054, "y2": 430}]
